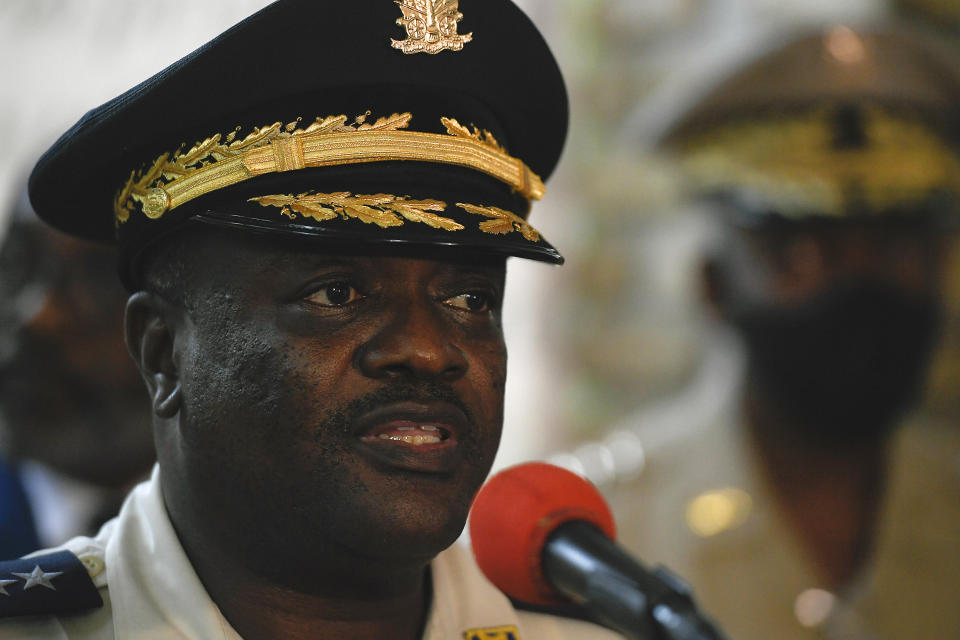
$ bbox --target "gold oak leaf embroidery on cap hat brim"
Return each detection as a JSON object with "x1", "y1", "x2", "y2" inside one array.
[
  {"x1": 250, "y1": 192, "x2": 464, "y2": 230},
  {"x1": 250, "y1": 193, "x2": 544, "y2": 242},
  {"x1": 456, "y1": 202, "x2": 540, "y2": 242}
]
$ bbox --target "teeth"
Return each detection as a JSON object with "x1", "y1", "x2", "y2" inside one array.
[
  {"x1": 378, "y1": 434, "x2": 442, "y2": 445},
  {"x1": 421, "y1": 425, "x2": 440, "y2": 432},
  {"x1": 397, "y1": 426, "x2": 415, "y2": 431}
]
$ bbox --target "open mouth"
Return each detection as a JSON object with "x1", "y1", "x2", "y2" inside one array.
[
  {"x1": 353, "y1": 401, "x2": 467, "y2": 472},
  {"x1": 372, "y1": 423, "x2": 453, "y2": 446}
]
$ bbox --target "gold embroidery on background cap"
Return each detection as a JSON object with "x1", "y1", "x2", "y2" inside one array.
[
  {"x1": 250, "y1": 192, "x2": 465, "y2": 230},
  {"x1": 115, "y1": 112, "x2": 545, "y2": 224},
  {"x1": 462, "y1": 625, "x2": 521, "y2": 640},
  {"x1": 457, "y1": 202, "x2": 540, "y2": 242},
  {"x1": 392, "y1": 0, "x2": 473, "y2": 55},
  {"x1": 675, "y1": 106, "x2": 960, "y2": 217}
]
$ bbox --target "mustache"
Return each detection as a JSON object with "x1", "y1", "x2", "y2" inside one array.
[{"x1": 316, "y1": 381, "x2": 475, "y2": 436}]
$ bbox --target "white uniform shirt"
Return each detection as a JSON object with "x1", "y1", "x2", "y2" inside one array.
[{"x1": 0, "y1": 467, "x2": 623, "y2": 639}]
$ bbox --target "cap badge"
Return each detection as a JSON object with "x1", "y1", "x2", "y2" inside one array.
[{"x1": 392, "y1": 0, "x2": 473, "y2": 54}]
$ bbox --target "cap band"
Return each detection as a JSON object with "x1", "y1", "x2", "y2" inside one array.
[{"x1": 114, "y1": 112, "x2": 546, "y2": 225}]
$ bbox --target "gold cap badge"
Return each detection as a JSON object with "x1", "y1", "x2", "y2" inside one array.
[{"x1": 392, "y1": 0, "x2": 473, "y2": 54}]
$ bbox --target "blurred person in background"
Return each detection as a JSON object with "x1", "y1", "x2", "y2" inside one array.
[
  {"x1": 0, "y1": 188, "x2": 155, "y2": 560},
  {"x1": 602, "y1": 26, "x2": 960, "y2": 640}
]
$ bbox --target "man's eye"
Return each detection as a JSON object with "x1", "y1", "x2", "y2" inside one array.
[
  {"x1": 305, "y1": 282, "x2": 362, "y2": 307},
  {"x1": 445, "y1": 292, "x2": 492, "y2": 312}
]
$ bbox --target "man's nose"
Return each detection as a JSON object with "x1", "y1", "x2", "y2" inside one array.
[{"x1": 355, "y1": 304, "x2": 468, "y2": 382}]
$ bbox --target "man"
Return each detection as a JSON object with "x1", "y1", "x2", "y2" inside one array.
[
  {"x1": 602, "y1": 26, "x2": 960, "y2": 640},
  {"x1": 0, "y1": 191, "x2": 155, "y2": 560},
  {"x1": 0, "y1": 1, "x2": 622, "y2": 638}
]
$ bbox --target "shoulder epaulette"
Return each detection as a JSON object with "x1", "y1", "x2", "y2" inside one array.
[{"x1": 0, "y1": 550, "x2": 102, "y2": 618}]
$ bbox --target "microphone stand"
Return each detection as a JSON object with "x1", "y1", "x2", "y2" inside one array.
[{"x1": 542, "y1": 522, "x2": 731, "y2": 640}]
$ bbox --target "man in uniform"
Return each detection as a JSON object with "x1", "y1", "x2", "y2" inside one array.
[
  {"x1": 0, "y1": 1, "x2": 623, "y2": 638},
  {"x1": 605, "y1": 26, "x2": 960, "y2": 640}
]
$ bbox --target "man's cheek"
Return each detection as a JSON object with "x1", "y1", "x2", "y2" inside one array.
[{"x1": 180, "y1": 345, "x2": 289, "y2": 437}]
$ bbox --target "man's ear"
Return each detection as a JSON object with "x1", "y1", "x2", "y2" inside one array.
[{"x1": 125, "y1": 292, "x2": 181, "y2": 418}]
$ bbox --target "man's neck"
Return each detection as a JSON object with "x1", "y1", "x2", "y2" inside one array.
[
  {"x1": 208, "y1": 566, "x2": 431, "y2": 640},
  {"x1": 743, "y1": 387, "x2": 889, "y2": 589},
  {"x1": 169, "y1": 514, "x2": 433, "y2": 640}
]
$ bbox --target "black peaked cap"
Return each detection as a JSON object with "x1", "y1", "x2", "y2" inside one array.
[{"x1": 29, "y1": 0, "x2": 569, "y2": 286}]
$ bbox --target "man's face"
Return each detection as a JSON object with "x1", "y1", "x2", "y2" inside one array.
[
  {"x1": 157, "y1": 231, "x2": 507, "y2": 583},
  {"x1": 713, "y1": 221, "x2": 949, "y2": 442},
  {"x1": 728, "y1": 223, "x2": 948, "y2": 304}
]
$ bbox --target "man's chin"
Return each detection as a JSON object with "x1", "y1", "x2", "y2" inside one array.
[
  {"x1": 344, "y1": 507, "x2": 469, "y2": 564},
  {"x1": 222, "y1": 511, "x2": 465, "y2": 596}
]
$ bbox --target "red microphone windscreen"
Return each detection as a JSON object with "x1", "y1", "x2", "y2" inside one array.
[{"x1": 469, "y1": 462, "x2": 616, "y2": 605}]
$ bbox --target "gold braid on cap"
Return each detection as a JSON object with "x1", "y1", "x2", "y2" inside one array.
[
  {"x1": 674, "y1": 106, "x2": 960, "y2": 217},
  {"x1": 114, "y1": 112, "x2": 545, "y2": 224}
]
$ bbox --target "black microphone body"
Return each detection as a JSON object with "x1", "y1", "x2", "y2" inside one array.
[{"x1": 543, "y1": 521, "x2": 730, "y2": 640}]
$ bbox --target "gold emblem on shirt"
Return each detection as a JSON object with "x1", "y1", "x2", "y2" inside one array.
[
  {"x1": 392, "y1": 0, "x2": 473, "y2": 54},
  {"x1": 462, "y1": 625, "x2": 521, "y2": 640}
]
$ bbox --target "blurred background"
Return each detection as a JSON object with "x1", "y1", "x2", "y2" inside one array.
[{"x1": 2, "y1": 1, "x2": 960, "y2": 639}]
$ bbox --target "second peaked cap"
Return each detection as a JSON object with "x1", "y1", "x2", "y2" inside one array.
[{"x1": 662, "y1": 27, "x2": 960, "y2": 223}]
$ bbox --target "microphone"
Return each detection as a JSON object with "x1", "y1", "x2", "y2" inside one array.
[{"x1": 469, "y1": 462, "x2": 730, "y2": 640}]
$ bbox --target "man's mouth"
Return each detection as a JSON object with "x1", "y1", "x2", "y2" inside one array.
[
  {"x1": 371, "y1": 422, "x2": 452, "y2": 446},
  {"x1": 353, "y1": 401, "x2": 467, "y2": 473}
]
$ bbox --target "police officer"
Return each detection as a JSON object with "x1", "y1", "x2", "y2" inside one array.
[
  {"x1": 603, "y1": 26, "x2": 960, "y2": 640},
  {"x1": 0, "y1": 1, "x2": 622, "y2": 638}
]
